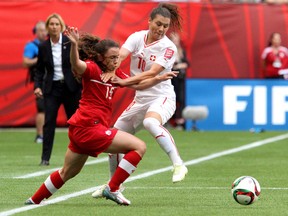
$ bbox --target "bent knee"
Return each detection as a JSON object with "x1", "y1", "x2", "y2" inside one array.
[
  {"x1": 143, "y1": 117, "x2": 160, "y2": 130},
  {"x1": 136, "y1": 141, "x2": 146, "y2": 157}
]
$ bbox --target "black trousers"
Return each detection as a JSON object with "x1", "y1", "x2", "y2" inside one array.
[{"x1": 41, "y1": 81, "x2": 81, "y2": 161}]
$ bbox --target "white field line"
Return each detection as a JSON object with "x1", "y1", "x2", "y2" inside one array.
[
  {"x1": 127, "y1": 186, "x2": 288, "y2": 190},
  {"x1": 13, "y1": 157, "x2": 108, "y2": 179},
  {"x1": 1, "y1": 133, "x2": 288, "y2": 216},
  {"x1": 129, "y1": 184, "x2": 288, "y2": 190}
]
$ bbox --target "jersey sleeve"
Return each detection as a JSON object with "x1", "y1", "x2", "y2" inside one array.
[
  {"x1": 122, "y1": 32, "x2": 139, "y2": 53},
  {"x1": 261, "y1": 47, "x2": 271, "y2": 60},
  {"x1": 155, "y1": 45, "x2": 177, "y2": 70}
]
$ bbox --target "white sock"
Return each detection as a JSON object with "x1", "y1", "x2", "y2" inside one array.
[
  {"x1": 143, "y1": 117, "x2": 183, "y2": 165},
  {"x1": 108, "y1": 153, "x2": 124, "y2": 179}
]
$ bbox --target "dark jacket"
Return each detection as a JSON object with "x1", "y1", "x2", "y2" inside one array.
[{"x1": 34, "y1": 34, "x2": 81, "y2": 94}]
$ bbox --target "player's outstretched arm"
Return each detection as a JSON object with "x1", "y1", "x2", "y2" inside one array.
[
  {"x1": 125, "y1": 71, "x2": 178, "y2": 90},
  {"x1": 65, "y1": 26, "x2": 87, "y2": 77},
  {"x1": 112, "y1": 63, "x2": 164, "y2": 87}
]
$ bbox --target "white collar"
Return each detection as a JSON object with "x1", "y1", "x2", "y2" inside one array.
[{"x1": 50, "y1": 33, "x2": 62, "y2": 45}]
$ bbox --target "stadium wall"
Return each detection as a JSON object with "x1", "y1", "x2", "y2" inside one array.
[{"x1": 0, "y1": 2, "x2": 288, "y2": 127}]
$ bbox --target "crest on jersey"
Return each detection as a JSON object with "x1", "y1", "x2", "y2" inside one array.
[
  {"x1": 150, "y1": 55, "x2": 156, "y2": 61},
  {"x1": 164, "y1": 48, "x2": 174, "y2": 59},
  {"x1": 105, "y1": 130, "x2": 112, "y2": 136}
]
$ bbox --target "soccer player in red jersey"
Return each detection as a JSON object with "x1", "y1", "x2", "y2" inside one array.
[{"x1": 24, "y1": 26, "x2": 177, "y2": 206}]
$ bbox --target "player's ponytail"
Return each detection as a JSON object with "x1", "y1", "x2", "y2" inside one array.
[
  {"x1": 78, "y1": 33, "x2": 101, "y2": 62},
  {"x1": 150, "y1": 3, "x2": 183, "y2": 31}
]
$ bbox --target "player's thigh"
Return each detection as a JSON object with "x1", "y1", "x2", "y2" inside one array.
[
  {"x1": 114, "y1": 102, "x2": 147, "y2": 133},
  {"x1": 146, "y1": 97, "x2": 176, "y2": 124},
  {"x1": 105, "y1": 130, "x2": 146, "y2": 156}
]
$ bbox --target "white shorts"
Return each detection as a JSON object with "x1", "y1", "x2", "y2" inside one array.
[{"x1": 114, "y1": 96, "x2": 176, "y2": 134}]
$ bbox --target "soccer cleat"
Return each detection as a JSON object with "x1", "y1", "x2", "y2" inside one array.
[
  {"x1": 102, "y1": 185, "x2": 131, "y2": 206},
  {"x1": 92, "y1": 184, "x2": 125, "y2": 199},
  {"x1": 172, "y1": 164, "x2": 188, "y2": 183},
  {"x1": 92, "y1": 184, "x2": 106, "y2": 199},
  {"x1": 24, "y1": 198, "x2": 35, "y2": 205}
]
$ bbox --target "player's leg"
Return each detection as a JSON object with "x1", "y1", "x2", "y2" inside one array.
[
  {"x1": 100, "y1": 130, "x2": 146, "y2": 205},
  {"x1": 143, "y1": 97, "x2": 188, "y2": 183},
  {"x1": 25, "y1": 149, "x2": 88, "y2": 204},
  {"x1": 108, "y1": 100, "x2": 145, "y2": 178},
  {"x1": 92, "y1": 101, "x2": 146, "y2": 199}
]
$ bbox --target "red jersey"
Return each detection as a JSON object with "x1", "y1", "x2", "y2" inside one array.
[
  {"x1": 261, "y1": 46, "x2": 288, "y2": 78},
  {"x1": 67, "y1": 60, "x2": 128, "y2": 127}
]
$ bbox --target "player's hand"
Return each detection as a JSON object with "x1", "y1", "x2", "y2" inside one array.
[
  {"x1": 111, "y1": 76, "x2": 125, "y2": 86},
  {"x1": 101, "y1": 71, "x2": 115, "y2": 83},
  {"x1": 34, "y1": 88, "x2": 43, "y2": 99},
  {"x1": 64, "y1": 26, "x2": 79, "y2": 45},
  {"x1": 158, "y1": 71, "x2": 179, "y2": 81}
]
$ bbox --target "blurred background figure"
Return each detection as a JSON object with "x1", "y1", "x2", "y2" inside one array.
[
  {"x1": 261, "y1": 32, "x2": 288, "y2": 79},
  {"x1": 169, "y1": 32, "x2": 189, "y2": 130},
  {"x1": 34, "y1": 14, "x2": 81, "y2": 166},
  {"x1": 23, "y1": 21, "x2": 47, "y2": 144}
]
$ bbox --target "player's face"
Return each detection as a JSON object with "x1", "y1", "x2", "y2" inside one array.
[
  {"x1": 103, "y1": 47, "x2": 120, "y2": 71},
  {"x1": 148, "y1": 14, "x2": 170, "y2": 42},
  {"x1": 47, "y1": 18, "x2": 62, "y2": 38}
]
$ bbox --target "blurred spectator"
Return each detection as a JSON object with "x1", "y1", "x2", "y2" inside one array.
[
  {"x1": 169, "y1": 32, "x2": 189, "y2": 130},
  {"x1": 261, "y1": 32, "x2": 288, "y2": 79},
  {"x1": 34, "y1": 13, "x2": 81, "y2": 166},
  {"x1": 23, "y1": 21, "x2": 47, "y2": 144}
]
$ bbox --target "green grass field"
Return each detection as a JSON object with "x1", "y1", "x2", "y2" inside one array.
[{"x1": 0, "y1": 128, "x2": 288, "y2": 216}]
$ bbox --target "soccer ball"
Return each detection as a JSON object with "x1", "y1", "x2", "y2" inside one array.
[{"x1": 231, "y1": 176, "x2": 261, "y2": 205}]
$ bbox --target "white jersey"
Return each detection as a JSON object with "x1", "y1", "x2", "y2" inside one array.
[{"x1": 122, "y1": 30, "x2": 177, "y2": 98}]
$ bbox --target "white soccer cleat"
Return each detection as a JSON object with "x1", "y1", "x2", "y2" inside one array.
[
  {"x1": 92, "y1": 184, "x2": 125, "y2": 199},
  {"x1": 172, "y1": 164, "x2": 188, "y2": 183},
  {"x1": 102, "y1": 185, "x2": 131, "y2": 206},
  {"x1": 92, "y1": 184, "x2": 106, "y2": 199}
]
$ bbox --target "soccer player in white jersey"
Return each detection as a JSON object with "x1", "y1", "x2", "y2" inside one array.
[{"x1": 92, "y1": 3, "x2": 188, "y2": 198}]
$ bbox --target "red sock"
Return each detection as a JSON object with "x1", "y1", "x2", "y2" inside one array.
[
  {"x1": 109, "y1": 151, "x2": 141, "y2": 192},
  {"x1": 31, "y1": 170, "x2": 64, "y2": 204}
]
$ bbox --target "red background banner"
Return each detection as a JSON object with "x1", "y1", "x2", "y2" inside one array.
[{"x1": 1, "y1": 2, "x2": 288, "y2": 126}]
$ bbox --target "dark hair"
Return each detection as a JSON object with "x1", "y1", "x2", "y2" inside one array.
[
  {"x1": 267, "y1": 32, "x2": 280, "y2": 47},
  {"x1": 95, "y1": 39, "x2": 120, "y2": 72},
  {"x1": 150, "y1": 3, "x2": 183, "y2": 31},
  {"x1": 78, "y1": 33, "x2": 101, "y2": 62},
  {"x1": 78, "y1": 33, "x2": 119, "y2": 71}
]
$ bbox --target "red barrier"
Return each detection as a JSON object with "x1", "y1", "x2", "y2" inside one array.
[{"x1": 1, "y1": 2, "x2": 288, "y2": 126}]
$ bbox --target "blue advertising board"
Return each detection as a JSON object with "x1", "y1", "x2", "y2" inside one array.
[{"x1": 185, "y1": 79, "x2": 288, "y2": 131}]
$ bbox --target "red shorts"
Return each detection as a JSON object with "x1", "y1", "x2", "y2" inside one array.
[{"x1": 68, "y1": 124, "x2": 118, "y2": 157}]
